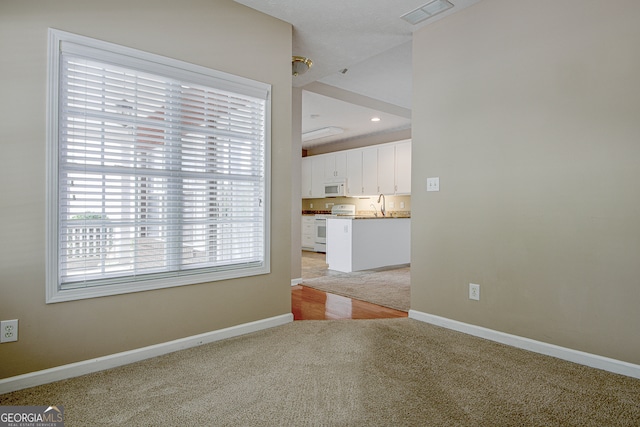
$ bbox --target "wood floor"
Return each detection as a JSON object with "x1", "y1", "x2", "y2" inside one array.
[
  {"x1": 292, "y1": 285, "x2": 407, "y2": 320},
  {"x1": 292, "y1": 251, "x2": 408, "y2": 320}
]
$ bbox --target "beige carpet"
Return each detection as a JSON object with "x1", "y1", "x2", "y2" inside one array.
[
  {"x1": 2, "y1": 319, "x2": 639, "y2": 426},
  {"x1": 302, "y1": 266, "x2": 410, "y2": 311}
]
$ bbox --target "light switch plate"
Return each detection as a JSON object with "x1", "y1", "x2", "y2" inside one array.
[{"x1": 427, "y1": 177, "x2": 440, "y2": 192}]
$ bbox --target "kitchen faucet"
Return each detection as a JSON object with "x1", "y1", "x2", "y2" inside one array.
[{"x1": 377, "y1": 193, "x2": 386, "y2": 217}]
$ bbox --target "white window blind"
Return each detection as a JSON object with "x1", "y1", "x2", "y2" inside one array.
[{"x1": 47, "y1": 30, "x2": 270, "y2": 302}]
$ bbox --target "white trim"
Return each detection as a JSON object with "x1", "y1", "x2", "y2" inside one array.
[
  {"x1": 291, "y1": 278, "x2": 303, "y2": 286},
  {"x1": 409, "y1": 310, "x2": 640, "y2": 379},
  {"x1": 53, "y1": 29, "x2": 270, "y2": 99},
  {"x1": 0, "y1": 313, "x2": 293, "y2": 394},
  {"x1": 47, "y1": 267, "x2": 271, "y2": 304},
  {"x1": 45, "y1": 29, "x2": 62, "y2": 305}
]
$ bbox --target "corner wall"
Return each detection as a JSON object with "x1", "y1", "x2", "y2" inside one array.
[
  {"x1": 411, "y1": 0, "x2": 640, "y2": 364},
  {"x1": 291, "y1": 88, "x2": 303, "y2": 282},
  {"x1": 0, "y1": 0, "x2": 292, "y2": 378}
]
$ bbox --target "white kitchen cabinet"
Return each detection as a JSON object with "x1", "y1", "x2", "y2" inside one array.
[
  {"x1": 301, "y1": 140, "x2": 411, "y2": 199},
  {"x1": 394, "y1": 140, "x2": 411, "y2": 194},
  {"x1": 301, "y1": 215, "x2": 315, "y2": 250},
  {"x1": 326, "y1": 217, "x2": 410, "y2": 273},
  {"x1": 346, "y1": 149, "x2": 363, "y2": 196},
  {"x1": 377, "y1": 144, "x2": 396, "y2": 194},
  {"x1": 311, "y1": 155, "x2": 325, "y2": 197},
  {"x1": 361, "y1": 147, "x2": 378, "y2": 195},
  {"x1": 323, "y1": 152, "x2": 347, "y2": 181},
  {"x1": 301, "y1": 157, "x2": 313, "y2": 198},
  {"x1": 301, "y1": 155, "x2": 330, "y2": 198}
]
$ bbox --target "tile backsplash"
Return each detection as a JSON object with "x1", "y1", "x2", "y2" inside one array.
[{"x1": 302, "y1": 195, "x2": 411, "y2": 215}]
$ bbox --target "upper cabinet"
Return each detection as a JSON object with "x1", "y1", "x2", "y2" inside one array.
[
  {"x1": 361, "y1": 141, "x2": 411, "y2": 196},
  {"x1": 301, "y1": 140, "x2": 411, "y2": 199},
  {"x1": 361, "y1": 147, "x2": 379, "y2": 196},
  {"x1": 310, "y1": 156, "x2": 325, "y2": 198},
  {"x1": 300, "y1": 156, "x2": 326, "y2": 198},
  {"x1": 377, "y1": 144, "x2": 396, "y2": 195},
  {"x1": 346, "y1": 150, "x2": 363, "y2": 196},
  {"x1": 324, "y1": 152, "x2": 347, "y2": 181},
  {"x1": 394, "y1": 140, "x2": 411, "y2": 194}
]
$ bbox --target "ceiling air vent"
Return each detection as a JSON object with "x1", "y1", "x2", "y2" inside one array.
[{"x1": 401, "y1": 0, "x2": 454, "y2": 25}]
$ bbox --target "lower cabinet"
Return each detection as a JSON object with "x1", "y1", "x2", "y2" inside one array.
[
  {"x1": 301, "y1": 216, "x2": 315, "y2": 251},
  {"x1": 326, "y1": 217, "x2": 410, "y2": 273}
]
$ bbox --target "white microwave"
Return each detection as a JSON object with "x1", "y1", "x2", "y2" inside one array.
[{"x1": 323, "y1": 181, "x2": 347, "y2": 197}]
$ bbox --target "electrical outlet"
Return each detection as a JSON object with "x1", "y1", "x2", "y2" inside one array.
[
  {"x1": 469, "y1": 283, "x2": 480, "y2": 301},
  {"x1": 1, "y1": 319, "x2": 18, "y2": 343},
  {"x1": 427, "y1": 177, "x2": 440, "y2": 192}
]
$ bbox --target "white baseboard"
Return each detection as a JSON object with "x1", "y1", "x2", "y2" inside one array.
[
  {"x1": 291, "y1": 278, "x2": 303, "y2": 286},
  {"x1": 0, "y1": 313, "x2": 293, "y2": 394},
  {"x1": 409, "y1": 310, "x2": 640, "y2": 380}
]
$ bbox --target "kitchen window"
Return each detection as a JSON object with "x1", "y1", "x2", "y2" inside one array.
[{"x1": 46, "y1": 29, "x2": 271, "y2": 303}]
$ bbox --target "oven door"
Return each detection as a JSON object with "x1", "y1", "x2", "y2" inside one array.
[{"x1": 314, "y1": 217, "x2": 327, "y2": 252}]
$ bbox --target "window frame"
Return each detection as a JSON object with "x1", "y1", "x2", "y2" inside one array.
[{"x1": 46, "y1": 29, "x2": 271, "y2": 303}]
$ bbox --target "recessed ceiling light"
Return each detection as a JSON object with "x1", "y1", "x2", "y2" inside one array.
[
  {"x1": 401, "y1": 0, "x2": 454, "y2": 25},
  {"x1": 371, "y1": 117, "x2": 381, "y2": 122}
]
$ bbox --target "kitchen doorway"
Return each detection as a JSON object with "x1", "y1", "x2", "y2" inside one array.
[
  {"x1": 294, "y1": 251, "x2": 407, "y2": 320},
  {"x1": 299, "y1": 250, "x2": 410, "y2": 313}
]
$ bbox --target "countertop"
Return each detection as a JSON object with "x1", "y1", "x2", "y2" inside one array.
[
  {"x1": 302, "y1": 210, "x2": 331, "y2": 215},
  {"x1": 332, "y1": 215, "x2": 411, "y2": 219}
]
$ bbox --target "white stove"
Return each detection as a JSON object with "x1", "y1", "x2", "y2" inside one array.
[
  {"x1": 314, "y1": 204, "x2": 357, "y2": 219},
  {"x1": 314, "y1": 204, "x2": 356, "y2": 252}
]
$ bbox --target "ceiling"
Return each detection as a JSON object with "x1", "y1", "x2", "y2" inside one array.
[{"x1": 234, "y1": 0, "x2": 482, "y2": 149}]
